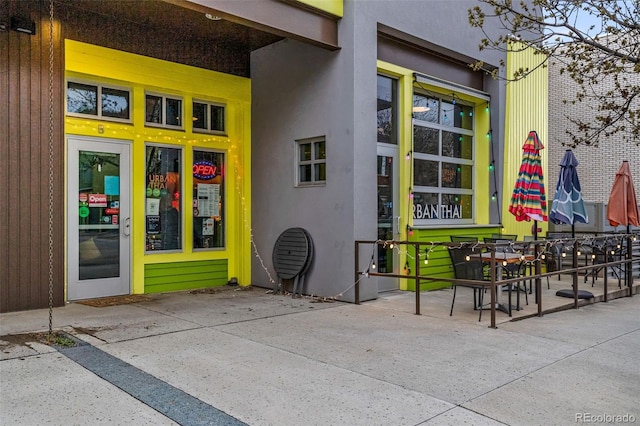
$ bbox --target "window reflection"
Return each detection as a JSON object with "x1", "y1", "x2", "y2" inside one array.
[{"x1": 377, "y1": 75, "x2": 397, "y2": 144}]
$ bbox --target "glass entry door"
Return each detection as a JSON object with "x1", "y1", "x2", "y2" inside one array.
[
  {"x1": 377, "y1": 147, "x2": 399, "y2": 292},
  {"x1": 67, "y1": 136, "x2": 131, "y2": 300}
]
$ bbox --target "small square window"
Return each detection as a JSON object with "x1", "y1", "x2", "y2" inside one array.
[
  {"x1": 145, "y1": 93, "x2": 183, "y2": 129},
  {"x1": 296, "y1": 137, "x2": 326, "y2": 186},
  {"x1": 192, "y1": 100, "x2": 226, "y2": 134}
]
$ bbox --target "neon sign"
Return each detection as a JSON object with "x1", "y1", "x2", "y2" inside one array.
[{"x1": 193, "y1": 161, "x2": 217, "y2": 180}]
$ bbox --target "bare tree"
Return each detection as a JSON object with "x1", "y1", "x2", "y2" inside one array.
[{"x1": 468, "y1": 0, "x2": 640, "y2": 146}]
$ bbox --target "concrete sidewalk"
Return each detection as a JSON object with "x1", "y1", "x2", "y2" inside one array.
[{"x1": 1, "y1": 287, "x2": 639, "y2": 426}]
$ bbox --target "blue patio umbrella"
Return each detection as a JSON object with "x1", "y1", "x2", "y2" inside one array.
[
  {"x1": 550, "y1": 150, "x2": 590, "y2": 305},
  {"x1": 549, "y1": 149, "x2": 588, "y2": 234}
]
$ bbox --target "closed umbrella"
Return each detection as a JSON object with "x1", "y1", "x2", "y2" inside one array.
[
  {"x1": 549, "y1": 149, "x2": 588, "y2": 235},
  {"x1": 607, "y1": 161, "x2": 639, "y2": 228},
  {"x1": 607, "y1": 160, "x2": 639, "y2": 296},
  {"x1": 509, "y1": 130, "x2": 548, "y2": 239},
  {"x1": 550, "y1": 149, "x2": 589, "y2": 305}
]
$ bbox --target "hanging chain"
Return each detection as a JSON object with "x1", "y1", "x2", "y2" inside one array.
[{"x1": 48, "y1": 0, "x2": 55, "y2": 336}]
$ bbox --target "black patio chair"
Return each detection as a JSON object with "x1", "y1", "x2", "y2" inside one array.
[
  {"x1": 484, "y1": 238, "x2": 528, "y2": 308},
  {"x1": 447, "y1": 246, "x2": 489, "y2": 321}
]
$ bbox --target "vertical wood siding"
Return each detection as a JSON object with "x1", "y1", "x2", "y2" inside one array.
[{"x1": 1, "y1": 0, "x2": 65, "y2": 312}]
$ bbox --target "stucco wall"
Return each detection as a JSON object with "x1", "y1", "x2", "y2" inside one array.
[{"x1": 250, "y1": 0, "x2": 511, "y2": 301}]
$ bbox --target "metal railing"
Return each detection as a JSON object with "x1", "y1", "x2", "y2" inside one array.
[{"x1": 354, "y1": 233, "x2": 639, "y2": 329}]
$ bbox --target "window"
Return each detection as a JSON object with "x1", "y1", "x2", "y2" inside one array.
[
  {"x1": 145, "y1": 145, "x2": 182, "y2": 252},
  {"x1": 377, "y1": 75, "x2": 397, "y2": 144},
  {"x1": 66, "y1": 80, "x2": 131, "y2": 122},
  {"x1": 296, "y1": 137, "x2": 326, "y2": 185},
  {"x1": 145, "y1": 93, "x2": 183, "y2": 129},
  {"x1": 412, "y1": 91, "x2": 475, "y2": 224},
  {"x1": 193, "y1": 150, "x2": 225, "y2": 249},
  {"x1": 192, "y1": 100, "x2": 226, "y2": 133}
]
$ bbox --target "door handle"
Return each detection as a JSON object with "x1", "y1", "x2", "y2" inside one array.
[
  {"x1": 123, "y1": 217, "x2": 131, "y2": 236},
  {"x1": 396, "y1": 216, "x2": 401, "y2": 234}
]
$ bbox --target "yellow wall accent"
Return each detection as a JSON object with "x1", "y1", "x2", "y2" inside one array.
[
  {"x1": 65, "y1": 40, "x2": 252, "y2": 294},
  {"x1": 294, "y1": 0, "x2": 343, "y2": 17},
  {"x1": 503, "y1": 44, "x2": 549, "y2": 239}
]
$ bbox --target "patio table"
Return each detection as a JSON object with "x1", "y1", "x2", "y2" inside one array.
[{"x1": 469, "y1": 252, "x2": 535, "y2": 314}]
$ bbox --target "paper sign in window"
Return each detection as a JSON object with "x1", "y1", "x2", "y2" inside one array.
[{"x1": 197, "y1": 184, "x2": 220, "y2": 217}]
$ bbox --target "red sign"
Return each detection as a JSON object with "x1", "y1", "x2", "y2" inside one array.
[
  {"x1": 105, "y1": 208, "x2": 119, "y2": 215},
  {"x1": 88, "y1": 194, "x2": 108, "y2": 207},
  {"x1": 79, "y1": 193, "x2": 88, "y2": 202}
]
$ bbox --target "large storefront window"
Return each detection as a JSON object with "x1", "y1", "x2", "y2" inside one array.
[
  {"x1": 412, "y1": 91, "x2": 474, "y2": 224},
  {"x1": 193, "y1": 150, "x2": 225, "y2": 249},
  {"x1": 145, "y1": 145, "x2": 182, "y2": 251}
]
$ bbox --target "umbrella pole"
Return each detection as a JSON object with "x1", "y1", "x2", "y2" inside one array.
[
  {"x1": 532, "y1": 220, "x2": 543, "y2": 314},
  {"x1": 627, "y1": 225, "x2": 633, "y2": 297}
]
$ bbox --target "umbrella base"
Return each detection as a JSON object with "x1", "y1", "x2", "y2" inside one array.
[{"x1": 555, "y1": 289, "x2": 594, "y2": 299}]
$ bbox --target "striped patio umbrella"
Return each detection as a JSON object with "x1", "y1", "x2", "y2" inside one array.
[
  {"x1": 549, "y1": 149, "x2": 588, "y2": 235},
  {"x1": 509, "y1": 130, "x2": 548, "y2": 237}
]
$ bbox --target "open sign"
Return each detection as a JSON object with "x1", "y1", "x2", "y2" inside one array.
[
  {"x1": 88, "y1": 194, "x2": 108, "y2": 207},
  {"x1": 193, "y1": 161, "x2": 217, "y2": 180}
]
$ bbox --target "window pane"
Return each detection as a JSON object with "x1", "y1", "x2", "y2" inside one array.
[
  {"x1": 413, "y1": 126, "x2": 439, "y2": 155},
  {"x1": 166, "y1": 98, "x2": 182, "y2": 126},
  {"x1": 442, "y1": 193, "x2": 473, "y2": 219},
  {"x1": 314, "y1": 163, "x2": 326, "y2": 181},
  {"x1": 442, "y1": 131, "x2": 473, "y2": 160},
  {"x1": 299, "y1": 143, "x2": 311, "y2": 161},
  {"x1": 210, "y1": 105, "x2": 225, "y2": 132},
  {"x1": 454, "y1": 104, "x2": 474, "y2": 130},
  {"x1": 145, "y1": 146, "x2": 182, "y2": 251},
  {"x1": 414, "y1": 159, "x2": 439, "y2": 187},
  {"x1": 193, "y1": 102, "x2": 207, "y2": 129},
  {"x1": 193, "y1": 150, "x2": 225, "y2": 249},
  {"x1": 412, "y1": 94, "x2": 439, "y2": 123},
  {"x1": 412, "y1": 192, "x2": 439, "y2": 220},
  {"x1": 377, "y1": 75, "x2": 397, "y2": 144},
  {"x1": 441, "y1": 162, "x2": 472, "y2": 189},
  {"x1": 67, "y1": 82, "x2": 97, "y2": 115},
  {"x1": 146, "y1": 95, "x2": 162, "y2": 123},
  {"x1": 441, "y1": 101, "x2": 455, "y2": 127},
  {"x1": 101, "y1": 87, "x2": 130, "y2": 119},
  {"x1": 314, "y1": 141, "x2": 326, "y2": 160},
  {"x1": 299, "y1": 165, "x2": 311, "y2": 182}
]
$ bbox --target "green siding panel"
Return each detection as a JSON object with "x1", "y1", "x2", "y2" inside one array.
[
  {"x1": 406, "y1": 227, "x2": 501, "y2": 291},
  {"x1": 144, "y1": 260, "x2": 228, "y2": 293}
]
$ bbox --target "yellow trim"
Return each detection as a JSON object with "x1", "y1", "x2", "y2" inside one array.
[
  {"x1": 503, "y1": 44, "x2": 549, "y2": 239},
  {"x1": 65, "y1": 40, "x2": 252, "y2": 294},
  {"x1": 293, "y1": 0, "x2": 343, "y2": 17}
]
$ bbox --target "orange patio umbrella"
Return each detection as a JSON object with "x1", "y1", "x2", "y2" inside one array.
[
  {"x1": 607, "y1": 161, "x2": 639, "y2": 228},
  {"x1": 606, "y1": 160, "x2": 639, "y2": 296}
]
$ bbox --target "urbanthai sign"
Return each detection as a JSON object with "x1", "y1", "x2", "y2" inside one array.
[{"x1": 413, "y1": 203, "x2": 462, "y2": 220}]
